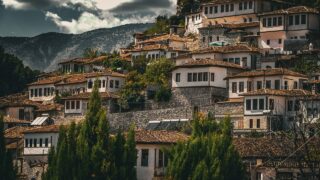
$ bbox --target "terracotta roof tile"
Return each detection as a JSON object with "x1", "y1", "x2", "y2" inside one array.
[
  {"x1": 241, "y1": 89, "x2": 313, "y2": 97},
  {"x1": 28, "y1": 75, "x2": 67, "y2": 86},
  {"x1": 3, "y1": 116, "x2": 31, "y2": 124},
  {"x1": 35, "y1": 103, "x2": 63, "y2": 112},
  {"x1": 54, "y1": 74, "x2": 87, "y2": 86},
  {"x1": 0, "y1": 93, "x2": 40, "y2": 108},
  {"x1": 5, "y1": 126, "x2": 35, "y2": 139},
  {"x1": 61, "y1": 92, "x2": 119, "y2": 100},
  {"x1": 226, "y1": 68, "x2": 307, "y2": 79},
  {"x1": 135, "y1": 130, "x2": 189, "y2": 144},
  {"x1": 174, "y1": 59, "x2": 245, "y2": 69},
  {"x1": 139, "y1": 34, "x2": 192, "y2": 44},
  {"x1": 23, "y1": 125, "x2": 60, "y2": 134},
  {"x1": 193, "y1": 44, "x2": 260, "y2": 54},
  {"x1": 58, "y1": 56, "x2": 107, "y2": 65},
  {"x1": 259, "y1": 6, "x2": 319, "y2": 16}
]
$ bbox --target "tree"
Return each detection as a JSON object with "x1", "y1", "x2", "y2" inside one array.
[
  {"x1": 167, "y1": 116, "x2": 246, "y2": 180},
  {"x1": 83, "y1": 48, "x2": 99, "y2": 59},
  {"x1": 0, "y1": 115, "x2": 16, "y2": 180}
]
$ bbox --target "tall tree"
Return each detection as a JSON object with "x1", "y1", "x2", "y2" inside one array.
[{"x1": 167, "y1": 117, "x2": 245, "y2": 180}]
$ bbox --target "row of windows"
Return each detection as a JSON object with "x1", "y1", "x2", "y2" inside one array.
[
  {"x1": 231, "y1": 80, "x2": 297, "y2": 93},
  {"x1": 204, "y1": 1, "x2": 253, "y2": 14},
  {"x1": 25, "y1": 138, "x2": 50, "y2": 148},
  {"x1": 87, "y1": 80, "x2": 120, "y2": 89},
  {"x1": 181, "y1": 72, "x2": 215, "y2": 82},
  {"x1": 287, "y1": 100, "x2": 300, "y2": 112},
  {"x1": 187, "y1": 14, "x2": 201, "y2": 22},
  {"x1": 66, "y1": 100, "x2": 81, "y2": 110},
  {"x1": 223, "y1": 57, "x2": 248, "y2": 66},
  {"x1": 246, "y1": 98, "x2": 275, "y2": 111},
  {"x1": 262, "y1": 16, "x2": 283, "y2": 27},
  {"x1": 249, "y1": 119, "x2": 260, "y2": 129},
  {"x1": 289, "y1": 14, "x2": 307, "y2": 26},
  {"x1": 30, "y1": 87, "x2": 55, "y2": 97},
  {"x1": 140, "y1": 149, "x2": 168, "y2": 167}
]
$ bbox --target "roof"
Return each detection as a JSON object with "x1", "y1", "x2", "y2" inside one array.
[
  {"x1": 192, "y1": 44, "x2": 260, "y2": 54},
  {"x1": 225, "y1": 68, "x2": 307, "y2": 79},
  {"x1": 241, "y1": 89, "x2": 313, "y2": 97},
  {"x1": 35, "y1": 103, "x2": 63, "y2": 112},
  {"x1": 130, "y1": 44, "x2": 189, "y2": 52},
  {"x1": 23, "y1": 125, "x2": 60, "y2": 134},
  {"x1": 3, "y1": 116, "x2": 30, "y2": 124},
  {"x1": 58, "y1": 56, "x2": 107, "y2": 65},
  {"x1": 259, "y1": 6, "x2": 319, "y2": 16},
  {"x1": 5, "y1": 126, "x2": 35, "y2": 139},
  {"x1": 28, "y1": 75, "x2": 66, "y2": 86},
  {"x1": 61, "y1": 92, "x2": 119, "y2": 100},
  {"x1": 138, "y1": 34, "x2": 192, "y2": 44},
  {"x1": 174, "y1": 59, "x2": 245, "y2": 69},
  {"x1": 135, "y1": 130, "x2": 189, "y2": 144},
  {"x1": 145, "y1": 119, "x2": 190, "y2": 131},
  {"x1": 200, "y1": 22, "x2": 259, "y2": 29},
  {"x1": 0, "y1": 93, "x2": 40, "y2": 108},
  {"x1": 54, "y1": 74, "x2": 87, "y2": 86},
  {"x1": 85, "y1": 69, "x2": 126, "y2": 78}
]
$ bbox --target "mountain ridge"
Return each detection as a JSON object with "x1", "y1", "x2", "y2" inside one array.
[{"x1": 0, "y1": 23, "x2": 153, "y2": 72}]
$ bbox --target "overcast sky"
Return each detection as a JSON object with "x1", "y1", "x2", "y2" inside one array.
[{"x1": 0, "y1": 0, "x2": 177, "y2": 37}]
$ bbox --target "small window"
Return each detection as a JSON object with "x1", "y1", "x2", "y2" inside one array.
[
  {"x1": 259, "y1": 99, "x2": 264, "y2": 110},
  {"x1": 34, "y1": 139, "x2": 37, "y2": 147},
  {"x1": 267, "y1": 40, "x2": 270, "y2": 45},
  {"x1": 187, "y1": 73, "x2": 192, "y2": 82},
  {"x1": 176, "y1": 73, "x2": 181, "y2": 82},
  {"x1": 39, "y1": 88, "x2": 42, "y2": 97},
  {"x1": 288, "y1": 100, "x2": 293, "y2": 111},
  {"x1": 246, "y1": 99, "x2": 252, "y2": 110},
  {"x1": 102, "y1": 80, "x2": 106, "y2": 87},
  {"x1": 269, "y1": 99, "x2": 274, "y2": 110},
  {"x1": 301, "y1": 14, "x2": 306, "y2": 24},
  {"x1": 221, "y1": 4, "x2": 225, "y2": 12},
  {"x1": 39, "y1": 138, "x2": 43, "y2": 147},
  {"x1": 257, "y1": 81, "x2": 262, "y2": 90},
  {"x1": 239, "y1": 82, "x2": 244, "y2": 92},
  {"x1": 88, "y1": 80, "x2": 93, "y2": 89},
  {"x1": 214, "y1": 6, "x2": 218, "y2": 13},
  {"x1": 203, "y1": 72, "x2": 208, "y2": 81},
  {"x1": 30, "y1": 89, "x2": 34, "y2": 97},
  {"x1": 66, "y1": 101, "x2": 70, "y2": 110},
  {"x1": 249, "y1": 119, "x2": 253, "y2": 128},
  {"x1": 284, "y1": 81, "x2": 288, "y2": 90},
  {"x1": 247, "y1": 81, "x2": 252, "y2": 92},
  {"x1": 266, "y1": 80, "x2": 271, "y2": 89},
  {"x1": 198, "y1": 72, "x2": 203, "y2": 81},
  {"x1": 230, "y1": 4, "x2": 234, "y2": 11},
  {"x1": 193, "y1": 73, "x2": 197, "y2": 82},
  {"x1": 253, "y1": 99, "x2": 258, "y2": 110},
  {"x1": 239, "y1": 2, "x2": 243, "y2": 10},
  {"x1": 278, "y1": 17, "x2": 283, "y2": 26},
  {"x1": 76, "y1": 101, "x2": 80, "y2": 109},
  {"x1": 141, "y1": 149, "x2": 149, "y2": 167},
  {"x1": 262, "y1": 18, "x2": 266, "y2": 27},
  {"x1": 202, "y1": 37, "x2": 206, "y2": 43},
  {"x1": 98, "y1": 80, "x2": 102, "y2": 88},
  {"x1": 278, "y1": 39, "x2": 282, "y2": 44},
  {"x1": 232, "y1": 82, "x2": 237, "y2": 93},
  {"x1": 110, "y1": 80, "x2": 114, "y2": 88},
  {"x1": 257, "y1": 119, "x2": 260, "y2": 128},
  {"x1": 235, "y1": 58, "x2": 240, "y2": 65},
  {"x1": 275, "y1": 80, "x2": 280, "y2": 90},
  {"x1": 226, "y1": 4, "x2": 229, "y2": 12},
  {"x1": 273, "y1": 17, "x2": 277, "y2": 26},
  {"x1": 71, "y1": 101, "x2": 75, "y2": 109},
  {"x1": 25, "y1": 139, "x2": 29, "y2": 147},
  {"x1": 289, "y1": 16, "x2": 293, "y2": 25},
  {"x1": 244, "y1": 1, "x2": 247, "y2": 10},
  {"x1": 209, "y1": 6, "x2": 213, "y2": 14},
  {"x1": 115, "y1": 80, "x2": 120, "y2": 88},
  {"x1": 204, "y1": 7, "x2": 208, "y2": 14},
  {"x1": 29, "y1": 139, "x2": 33, "y2": 147},
  {"x1": 267, "y1": 18, "x2": 272, "y2": 27},
  {"x1": 294, "y1": 81, "x2": 298, "y2": 89},
  {"x1": 211, "y1": 73, "x2": 215, "y2": 81},
  {"x1": 295, "y1": 15, "x2": 300, "y2": 25},
  {"x1": 249, "y1": 1, "x2": 253, "y2": 9},
  {"x1": 45, "y1": 138, "x2": 49, "y2": 147},
  {"x1": 294, "y1": 100, "x2": 300, "y2": 111}
]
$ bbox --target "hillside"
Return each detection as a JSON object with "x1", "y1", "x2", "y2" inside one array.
[{"x1": 0, "y1": 23, "x2": 153, "y2": 72}]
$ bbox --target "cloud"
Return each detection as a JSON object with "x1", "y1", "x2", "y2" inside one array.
[{"x1": 110, "y1": 0, "x2": 172, "y2": 13}]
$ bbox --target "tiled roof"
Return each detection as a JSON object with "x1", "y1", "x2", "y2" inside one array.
[
  {"x1": 135, "y1": 130, "x2": 189, "y2": 144},
  {"x1": 35, "y1": 103, "x2": 63, "y2": 112},
  {"x1": 130, "y1": 44, "x2": 189, "y2": 52},
  {"x1": 28, "y1": 75, "x2": 67, "y2": 86},
  {"x1": 0, "y1": 93, "x2": 40, "y2": 108},
  {"x1": 3, "y1": 116, "x2": 31, "y2": 124},
  {"x1": 61, "y1": 92, "x2": 119, "y2": 100},
  {"x1": 5, "y1": 126, "x2": 35, "y2": 139},
  {"x1": 54, "y1": 74, "x2": 87, "y2": 86},
  {"x1": 241, "y1": 89, "x2": 313, "y2": 97},
  {"x1": 174, "y1": 59, "x2": 245, "y2": 69},
  {"x1": 192, "y1": 44, "x2": 260, "y2": 54},
  {"x1": 85, "y1": 69, "x2": 126, "y2": 78},
  {"x1": 139, "y1": 34, "x2": 192, "y2": 44},
  {"x1": 226, "y1": 68, "x2": 307, "y2": 79},
  {"x1": 259, "y1": 6, "x2": 319, "y2": 16},
  {"x1": 23, "y1": 125, "x2": 60, "y2": 134},
  {"x1": 200, "y1": 22, "x2": 259, "y2": 29},
  {"x1": 58, "y1": 56, "x2": 107, "y2": 65}
]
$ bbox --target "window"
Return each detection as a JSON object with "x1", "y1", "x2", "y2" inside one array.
[
  {"x1": 249, "y1": 1, "x2": 253, "y2": 9},
  {"x1": 301, "y1": 14, "x2": 306, "y2": 24},
  {"x1": 39, "y1": 88, "x2": 42, "y2": 96},
  {"x1": 269, "y1": 99, "x2": 274, "y2": 110},
  {"x1": 141, "y1": 149, "x2": 149, "y2": 167},
  {"x1": 198, "y1": 72, "x2": 203, "y2": 81},
  {"x1": 232, "y1": 82, "x2": 237, "y2": 93},
  {"x1": 284, "y1": 81, "x2": 288, "y2": 90},
  {"x1": 242, "y1": 57, "x2": 247, "y2": 67},
  {"x1": 209, "y1": 6, "x2": 213, "y2": 14},
  {"x1": 39, "y1": 138, "x2": 43, "y2": 147},
  {"x1": 221, "y1": 4, "x2": 224, "y2": 12},
  {"x1": 246, "y1": 99, "x2": 252, "y2": 110},
  {"x1": 239, "y1": 2, "x2": 243, "y2": 10},
  {"x1": 230, "y1": 4, "x2": 234, "y2": 11},
  {"x1": 289, "y1": 16, "x2": 293, "y2": 25},
  {"x1": 278, "y1": 39, "x2": 282, "y2": 44},
  {"x1": 88, "y1": 80, "x2": 93, "y2": 89},
  {"x1": 244, "y1": 18, "x2": 247, "y2": 23},
  {"x1": 176, "y1": 73, "x2": 181, "y2": 82},
  {"x1": 202, "y1": 37, "x2": 206, "y2": 43},
  {"x1": 295, "y1": 15, "x2": 300, "y2": 25},
  {"x1": 110, "y1": 80, "x2": 114, "y2": 88},
  {"x1": 102, "y1": 80, "x2": 106, "y2": 87},
  {"x1": 226, "y1": 4, "x2": 229, "y2": 12},
  {"x1": 247, "y1": 81, "x2": 252, "y2": 92},
  {"x1": 209, "y1": 36, "x2": 212, "y2": 42},
  {"x1": 34, "y1": 138, "x2": 37, "y2": 147},
  {"x1": 253, "y1": 99, "x2": 258, "y2": 110},
  {"x1": 203, "y1": 72, "x2": 208, "y2": 81},
  {"x1": 98, "y1": 80, "x2": 102, "y2": 88},
  {"x1": 35, "y1": 89, "x2": 38, "y2": 97},
  {"x1": 259, "y1": 99, "x2": 264, "y2": 110},
  {"x1": 45, "y1": 138, "x2": 49, "y2": 147},
  {"x1": 273, "y1": 17, "x2": 277, "y2": 26},
  {"x1": 239, "y1": 82, "x2": 244, "y2": 92},
  {"x1": 266, "y1": 80, "x2": 271, "y2": 89},
  {"x1": 229, "y1": 58, "x2": 235, "y2": 64},
  {"x1": 193, "y1": 73, "x2": 197, "y2": 82},
  {"x1": 76, "y1": 101, "x2": 80, "y2": 109},
  {"x1": 294, "y1": 100, "x2": 300, "y2": 111},
  {"x1": 158, "y1": 150, "x2": 165, "y2": 168},
  {"x1": 278, "y1": 17, "x2": 283, "y2": 26},
  {"x1": 29, "y1": 139, "x2": 33, "y2": 147},
  {"x1": 211, "y1": 73, "x2": 215, "y2": 81},
  {"x1": 115, "y1": 80, "x2": 120, "y2": 88},
  {"x1": 275, "y1": 80, "x2": 280, "y2": 90},
  {"x1": 244, "y1": 1, "x2": 247, "y2": 10},
  {"x1": 294, "y1": 81, "x2": 298, "y2": 89},
  {"x1": 204, "y1": 7, "x2": 208, "y2": 14},
  {"x1": 25, "y1": 139, "x2": 29, "y2": 147},
  {"x1": 262, "y1": 18, "x2": 266, "y2": 27},
  {"x1": 267, "y1": 40, "x2": 270, "y2": 45},
  {"x1": 267, "y1": 18, "x2": 272, "y2": 27},
  {"x1": 19, "y1": 109, "x2": 24, "y2": 120},
  {"x1": 66, "y1": 101, "x2": 70, "y2": 110},
  {"x1": 257, "y1": 81, "x2": 262, "y2": 90},
  {"x1": 235, "y1": 58, "x2": 240, "y2": 65},
  {"x1": 44, "y1": 88, "x2": 47, "y2": 96},
  {"x1": 249, "y1": 17, "x2": 253, "y2": 22},
  {"x1": 30, "y1": 89, "x2": 34, "y2": 97},
  {"x1": 187, "y1": 73, "x2": 192, "y2": 82},
  {"x1": 71, "y1": 101, "x2": 75, "y2": 109},
  {"x1": 257, "y1": 119, "x2": 260, "y2": 128},
  {"x1": 214, "y1": 6, "x2": 218, "y2": 13},
  {"x1": 216, "y1": 36, "x2": 220, "y2": 41},
  {"x1": 249, "y1": 119, "x2": 253, "y2": 128},
  {"x1": 288, "y1": 100, "x2": 293, "y2": 111}
]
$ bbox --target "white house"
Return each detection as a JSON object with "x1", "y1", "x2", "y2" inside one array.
[
  {"x1": 237, "y1": 89, "x2": 313, "y2": 133},
  {"x1": 58, "y1": 56, "x2": 107, "y2": 74},
  {"x1": 135, "y1": 130, "x2": 189, "y2": 180},
  {"x1": 85, "y1": 70, "x2": 126, "y2": 93},
  {"x1": 258, "y1": 6, "x2": 320, "y2": 54},
  {"x1": 185, "y1": 12, "x2": 203, "y2": 35},
  {"x1": 225, "y1": 68, "x2": 308, "y2": 99},
  {"x1": 23, "y1": 125, "x2": 60, "y2": 163}
]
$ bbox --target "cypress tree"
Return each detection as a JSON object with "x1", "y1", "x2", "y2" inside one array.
[{"x1": 124, "y1": 124, "x2": 137, "y2": 180}]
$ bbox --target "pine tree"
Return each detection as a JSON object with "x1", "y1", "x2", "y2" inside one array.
[{"x1": 167, "y1": 117, "x2": 245, "y2": 180}]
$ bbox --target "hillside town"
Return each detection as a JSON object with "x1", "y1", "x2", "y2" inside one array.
[{"x1": 2, "y1": 0, "x2": 320, "y2": 180}]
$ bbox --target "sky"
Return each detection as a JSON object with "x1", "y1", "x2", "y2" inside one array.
[{"x1": 0, "y1": 0, "x2": 177, "y2": 37}]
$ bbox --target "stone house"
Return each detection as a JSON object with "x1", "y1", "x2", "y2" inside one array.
[{"x1": 135, "y1": 130, "x2": 189, "y2": 180}]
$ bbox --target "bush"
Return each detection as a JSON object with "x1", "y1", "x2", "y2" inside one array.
[{"x1": 155, "y1": 87, "x2": 172, "y2": 102}]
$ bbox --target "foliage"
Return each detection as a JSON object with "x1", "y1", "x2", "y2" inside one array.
[
  {"x1": 43, "y1": 82, "x2": 137, "y2": 180},
  {"x1": 144, "y1": 16, "x2": 171, "y2": 35},
  {"x1": 155, "y1": 86, "x2": 172, "y2": 102},
  {"x1": 0, "y1": 116, "x2": 16, "y2": 180},
  {"x1": 118, "y1": 71, "x2": 146, "y2": 110},
  {"x1": 83, "y1": 48, "x2": 100, "y2": 59},
  {"x1": 104, "y1": 56, "x2": 131, "y2": 72},
  {"x1": 293, "y1": 54, "x2": 320, "y2": 77},
  {"x1": 167, "y1": 117, "x2": 246, "y2": 180},
  {"x1": 0, "y1": 46, "x2": 40, "y2": 96}
]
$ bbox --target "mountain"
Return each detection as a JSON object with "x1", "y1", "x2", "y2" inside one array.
[{"x1": 0, "y1": 23, "x2": 153, "y2": 72}]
